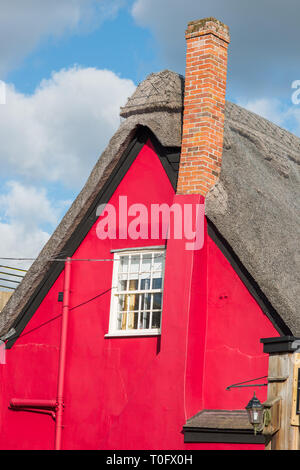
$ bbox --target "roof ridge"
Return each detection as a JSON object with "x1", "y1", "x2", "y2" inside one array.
[{"x1": 121, "y1": 69, "x2": 300, "y2": 157}]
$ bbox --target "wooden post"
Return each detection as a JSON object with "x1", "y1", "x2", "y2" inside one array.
[{"x1": 261, "y1": 337, "x2": 300, "y2": 450}]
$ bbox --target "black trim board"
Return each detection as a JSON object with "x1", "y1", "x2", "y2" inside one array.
[
  {"x1": 183, "y1": 428, "x2": 265, "y2": 444},
  {"x1": 207, "y1": 219, "x2": 291, "y2": 337},
  {"x1": 261, "y1": 336, "x2": 300, "y2": 354},
  {"x1": 6, "y1": 126, "x2": 180, "y2": 348}
]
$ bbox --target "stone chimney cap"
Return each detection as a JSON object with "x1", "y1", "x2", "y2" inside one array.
[{"x1": 186, "y1": 17, "x2": 230, "y2": 43}]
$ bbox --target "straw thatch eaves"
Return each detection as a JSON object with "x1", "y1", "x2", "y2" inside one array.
[{"x1": 0, "y1": 70, "x2": 299, "y2": 341}]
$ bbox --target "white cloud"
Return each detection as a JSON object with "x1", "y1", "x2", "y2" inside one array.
[
  {"x1": 0, "y1": 0, "x2": 124, "y2": 76},
  {"x1": 0, "y1": 67, "x2": 135, "y2": 187},
  {"x1": 238, "y1": 97, "x2": 300, "y2": 137},
  {"x1": 0, "y1": 181, "x2": 59, "y2": 229},
  {"x1": 0, "y1": 181, "x2": 61, "y2": 272},
  {"x1": 0, "y1": 222, "x2": 50, "y2": 271},
  {"x1": 238, "y1": 98, "x2": 287, "y2": 127},
  {"x1": 0, "y1": 65, "x2": 135, "y2": 271},
  {"x1": 0, "y1": 180, "x2": 76, "y2": 275}
]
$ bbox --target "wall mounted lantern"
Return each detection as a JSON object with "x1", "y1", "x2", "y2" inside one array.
[
  {"x1": 226, "y1": 376, "x2": 270, "y2": 435},
  {"x1": 245, "y1": 392, "x2": 264, "y2": 434}
]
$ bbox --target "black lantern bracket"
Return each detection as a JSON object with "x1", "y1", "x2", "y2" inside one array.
[{"x1": 226, "y1": 376, "x2": 268, "y2": 391}]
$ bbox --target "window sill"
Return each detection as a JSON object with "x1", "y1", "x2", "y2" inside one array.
[{"x1": 105, "y1": 330, "x2": 161, "y2": 338}]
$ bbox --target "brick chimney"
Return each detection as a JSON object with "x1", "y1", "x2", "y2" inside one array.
[{"x1": 177, "y1": 18, "x2": 230, "y2": 196}]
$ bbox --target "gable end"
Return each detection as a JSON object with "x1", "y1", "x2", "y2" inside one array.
[{"x1": 6, "y1": 126, "x2": 180, "y2": 348}]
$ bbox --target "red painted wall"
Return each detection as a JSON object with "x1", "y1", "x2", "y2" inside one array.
[
  {"x1": 0, "y1": 139, "x2": 278, "y2": 450},
  {"x1": 203, "y1": 236, "x2": 277, "y2": 410}
]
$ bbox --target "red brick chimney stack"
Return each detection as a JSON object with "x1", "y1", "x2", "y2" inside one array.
[{"x1": 177, "y1": 18, "x2": 230, "y2": 196}]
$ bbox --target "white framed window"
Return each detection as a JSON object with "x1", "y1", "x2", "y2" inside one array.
[{"x1": 106, "y1": 247, "x2": 165, "y2": 336}]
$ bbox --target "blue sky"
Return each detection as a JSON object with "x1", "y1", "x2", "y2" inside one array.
[
  {"x1": 0, "y1": 0, "x2": 299, "y2": 268},
  {"x1": 6, "y1": 1, "x2": 160, "y2": 94}
]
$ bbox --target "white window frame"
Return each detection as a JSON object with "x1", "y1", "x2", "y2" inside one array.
[{"x1": 105, "y1": 246, "x2": 165, "y2": 337}]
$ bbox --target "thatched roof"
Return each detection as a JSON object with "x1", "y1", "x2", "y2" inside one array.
[{"x1": 1, "y1": 70, "x2": 299, "y2": 339}]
